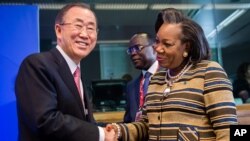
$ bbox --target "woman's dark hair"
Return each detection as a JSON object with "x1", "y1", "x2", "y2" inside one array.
[
  {"x1": 55, "y1": 3, "x2": 97, "y2": 25},
  {"x1": 181, "y1": 19, "x2": 211, "y2": 63},
  {"x1": 154, "y1": 8, "x2": 210, "y2": 64},
  {"x1": 237, "y1": 62, "x2": 250, "y2": 79},
  {"x1": 155, "y1": 8, "x2": 185, "y2": 33}
]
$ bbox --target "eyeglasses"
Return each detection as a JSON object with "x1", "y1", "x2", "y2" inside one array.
[
  {"x1": 60, "y1": 21, "x2": 97, "y2": 34},
  {"x1": 126, "y1": 44, "x2": 151, "y2": 55}
]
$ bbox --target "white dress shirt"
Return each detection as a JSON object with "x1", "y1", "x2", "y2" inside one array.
[{"x1": 56, "y1": 45, "x2": 105, "y2": 141}]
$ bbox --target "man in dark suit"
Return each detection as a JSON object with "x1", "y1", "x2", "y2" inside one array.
[
  {"x1": 15, "y1": 3, "x2": 115, "y2": 141},
  {"x1": 123, "y1": 33, "x2": 159, "y2": 123}
]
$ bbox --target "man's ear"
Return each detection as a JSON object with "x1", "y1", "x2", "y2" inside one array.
[{"x1": 55, "y1": 24, "x2": 62, "y2": 39}]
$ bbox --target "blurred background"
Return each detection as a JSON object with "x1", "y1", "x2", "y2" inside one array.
[
  {"x1": 1, "y1": 0, "x2": 250, "y2": 140},
  {"x1": 1, "y1": 0, "x2": 249, "y2": 81}
]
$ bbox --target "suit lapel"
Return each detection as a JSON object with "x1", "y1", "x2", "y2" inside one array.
[
  {"x1": 81, "y1": 80, "x2": 95, "y2": 122},
  {"x1": 135, "y1": 74, "x2": 142, "y2": 108},
  {"x1": 50, "y1": 48, "x2": 86, "y2": 118}
]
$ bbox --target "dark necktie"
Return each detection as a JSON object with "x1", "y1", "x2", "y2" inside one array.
[{"x1": 143, "y1": 72, "x2": 151, "y2": 95}]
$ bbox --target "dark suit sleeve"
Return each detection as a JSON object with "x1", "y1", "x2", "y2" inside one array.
[
  {"x1": 123, "y1": 78, "x2": 140, "y2": 123},
  {"x1": 123, "y1": 83, "x2": 132, "y2": 123},
  {"x1": 15, "y1": 54, "x2": 99, "y2": 141}
]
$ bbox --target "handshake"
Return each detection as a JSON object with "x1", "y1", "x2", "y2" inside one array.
[{"x1": 103, "y1": 123, "x2": 122, "y2": 141}]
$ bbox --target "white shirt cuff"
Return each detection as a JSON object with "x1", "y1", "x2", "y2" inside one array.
[{"x1": 98, "y1": 126, "x2": 105, "y2": 141}]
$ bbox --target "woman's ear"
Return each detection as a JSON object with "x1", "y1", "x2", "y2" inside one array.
[
  {"x1": 185, "y1": 42, "x2": 191, "y2": 53},
  {"x1": 183, "y1": 42, "x2": 191, "y2": 58}
]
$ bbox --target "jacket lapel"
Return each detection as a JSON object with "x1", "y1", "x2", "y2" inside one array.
[
  {"x1": 50, "y1": 48, "x2": 86, "y2": 118},
  {"x1": 81, "y1": 80, "x2": 96, "y2": 122},
  {"x1": 135, "y1": 74, "x2": 142, "y2": 108}
]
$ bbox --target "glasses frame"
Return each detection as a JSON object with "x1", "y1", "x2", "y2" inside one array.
[
  {"x1": 60, "y1": 21, "x2": 98, "y2": 35},
  {"x1": 126, "y1": 44, "x2": 152, "y2": 55}
]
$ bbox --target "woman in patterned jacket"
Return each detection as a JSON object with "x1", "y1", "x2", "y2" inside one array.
[{"x1": 107, "y1": 8, "x2": 237, "y2": 141}]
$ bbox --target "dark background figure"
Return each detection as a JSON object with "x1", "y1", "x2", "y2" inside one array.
[
  {"x1": 123, "y1": 33, "x2": 159, "y2": 123},
  {"x1": 15, "y1": 3, "x2": 115, "y2": 141},
  {"x1": 233, "y1": 62, "x2": 250, "y2": 103}
]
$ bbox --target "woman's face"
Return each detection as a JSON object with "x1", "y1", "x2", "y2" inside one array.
[{"x1": 154, "y1": 23, "x2": 189, "y2": 69}]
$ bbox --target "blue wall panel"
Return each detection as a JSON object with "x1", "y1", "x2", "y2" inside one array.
[{"x1": 0, "y1": 5, "x2": 39, "y2": 141}]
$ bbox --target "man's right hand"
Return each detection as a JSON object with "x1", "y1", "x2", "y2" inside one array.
[{"x1": 103, "y1": 126, "x2": 117, "y2": 141}]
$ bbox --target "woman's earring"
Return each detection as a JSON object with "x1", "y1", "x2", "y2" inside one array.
[{"x1": 183, "y1": 52, "x2": 188, "y2": 57}]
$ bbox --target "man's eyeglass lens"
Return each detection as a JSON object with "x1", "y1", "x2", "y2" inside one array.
[
  {"x1": 60, "y1": 22, "x2": 96, "y2": 34},
  {"x1": 127, "y1": 45, "x2": 143, "y2": 55}
]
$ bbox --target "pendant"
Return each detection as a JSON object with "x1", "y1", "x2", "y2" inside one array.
[{"x1": 163, "y1": 87, "x2": 170, "y2": 97}]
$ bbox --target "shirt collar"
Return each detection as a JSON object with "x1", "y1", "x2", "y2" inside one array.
[
  {"x1": 142, "y1": 61, "x2": 159, "y2": 76},
  {"x1": 56, "y1": 45, "x2": 80, "y2": 74}
]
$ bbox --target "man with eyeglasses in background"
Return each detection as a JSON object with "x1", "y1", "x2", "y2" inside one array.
[
  {"x1": 123, "y1": 33, "x2": 159, "y2": 123},
  {"x1": 15, "y1": 3, "x2": 115, "y2": 141}
]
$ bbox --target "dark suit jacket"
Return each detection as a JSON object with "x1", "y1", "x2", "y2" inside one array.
[
  {"x1": 123, "y1": 74, "x2": 142, "y2": 123},
  {"x1": 15, "y1": 48, "x2": 99, "y2": 141},
  {"x1": 123, "y1": 66, "x2": 165, "y2": 123}
]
